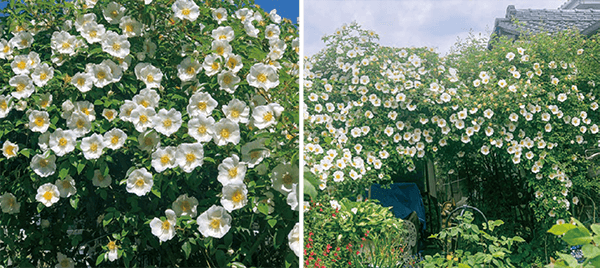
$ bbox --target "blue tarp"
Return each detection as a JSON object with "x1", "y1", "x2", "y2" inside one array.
[{"x1": 368, "y1": 183, "x2": 426, "y2": 231}]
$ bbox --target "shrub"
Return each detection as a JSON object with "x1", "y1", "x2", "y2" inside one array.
[{"x1": 0, "y1": 0, "x2": 299, "y2": 267}]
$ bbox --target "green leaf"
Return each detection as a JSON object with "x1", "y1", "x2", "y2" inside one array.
[
  {"x1": 103, "y1": 212, "x2": 113, "y2": 226},
  {"x1": 96, "y1": 253, "x2": 105, "y2": 265},
  {"x1": 182, "y1": 241, "x2": 192, "y2": 259},
  {"x1": 583, "y1": 244, "x2": 600, "y2": 259},
  {"x1": 70, "y1": 197, "x2": 79, "y2": 209},
  {"x1": 303, "y1": 178, "x2": 317, "y2": 200},
  {"x1": 77, "y1": 162, "x2": 85, "y2": 175},
  {"x1": 591, "y1": 224, "x2": 600, "y2": 235},
  {"x1": 257, "y1": 203, "x2": 269, "y2": 215},
  {"x1": 151, "y1": 188, "x2": 161, "y2": 198},
  {"x1": 562, "y1": 227, "x2": 592, "y2": 246},
  {"x1": 59, "y1": 168, "x2": 70, "y2": 179},
  {"x1": 556, "y1": 252, "x2": 578, "y2": 267},
  {"x1": 268, "y1": 219, "x2": 277, "y2": 228},
  {"x1": 548, "y1": 223, "x2": 577, "y2": 236},
  {"x1": 589, "y1": 255, "x2": 600, "y2": 267}
]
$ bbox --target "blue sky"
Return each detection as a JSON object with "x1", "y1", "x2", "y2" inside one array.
[
  {"x1": 0, "y1": 1, "x2": 299, "y2": 21},
  {"x1": 305, "y1": 0, "x2": 568, "y2": 56}
]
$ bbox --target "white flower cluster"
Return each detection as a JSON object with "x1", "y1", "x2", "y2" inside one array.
[{"x1": 0, "y1": 0, "x2": 300, "y2": 263}]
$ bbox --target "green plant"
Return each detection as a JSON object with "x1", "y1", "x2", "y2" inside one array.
[
  {"x1": 421, "y1": 211, "x2": 525, "y2": 268},
  {"x1": 304, "y1": 196, "x2": 410, "y2": 268},
  {"x1": 546, "y1": 218, "x2": 600, "y2": 267},
  {"x1": 0, "y1": 0, "x2": 299, "y2": 267}
]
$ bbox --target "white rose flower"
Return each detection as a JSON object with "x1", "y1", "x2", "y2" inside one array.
[
  {"x1": 172, "y1": 0, "x2": 200, "y2": 22},
  {"x1": 288, "y1": 223, "x2": 301, "y2": 257},
  {"x1": 80, "y1": 133, "x2": 105, "y2": 160},
  {"x1": 49, "y1": 129, "x2": 76, "y2": 157},
  {"x1": 126, "y1": 168, "x2": 153, "y2": 196},
  {"x1": 177, "y1": 57, "x2": 201, "y2": 82},
  {"x1": 103, "y1": 128, "x2": 127, "y2": 150},
  {"x1": 271, "y1": 163, "x2": 298, "y2": 195},
  {"x1": 102, "y1": 2, "x2": 126, "y2": 24},
  {"x1": 213, "y1": 118, "x2": 240, "y2": 146},
  {"x1": 137, "y1": 130, "x2": 161, "y2": 152},
  {"x1": 197, "y1": 205, "x2": 232, "y2": 239},
  {"x1": 150, "y1": 209, "x2": 177, "y2": 242},
  {"x1": 187, "y1": 91, "x2": 218, "y2": 117},
  {"x1": 0, "y1": 193, "x2": 20, "y2": 214},
  {"x1": 153, "y1": 108, "x2": 182, "y2": 137},
  {"x1": 175, "y1": 143, "x2": 204, "y2": 173},
  {"x1": 172, "y1": 194, "x2": 199, "y2": 217},
  {"x1": 35, "y1": 182, "x2": 60, "y2": 207},
  {"x1": 29, "y1": 110, "x2": 51, "y2": 133},
  {"x1": 211, "y1": 26, "x2": 234, "y2": 41},
  {"x1": 130, "y1": 105, "x2": 156, "y2": 133},
  {"x1": 92, "y1": 169, "x2": 112, "y2": 188},
  {"x1": 252, "y1": 103, "x2": 284, "y2": 129},
  {"x1": 31, "y1": 63, "x2": 54, "y2": 87},
  {"x1": 220, "y1": 183, "x2": 248, "y2": 212},
  {"x1": 217, "y1": 154, "x2": 246, "y2": 185},
  {"x1": 185, "y1": 115, "x2": 214, "y2": 143},
  {"x1": 222, "y1": 99, "x2": 249, "y2": 124},
  {"x1": 55, "y1": 176, "x2": 77, "y2": 198},
  {"x1": 9, "y1": 74, "x2": 35, "y2": 99},
  {"x1": 152, "y1": 146, "x2": 177, "y2": 173},
  {"x1": 241, "y1": 139, "x2": 269, "y2": 168},
  {"x1": 247, "y1": 63, "x2": 279, "y2": 90},
  {"x1": 101, "y1": 31, "x2": 130, "y2": 58}
]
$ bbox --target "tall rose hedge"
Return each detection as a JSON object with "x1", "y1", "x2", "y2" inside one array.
[
  {"x1": 304, "y1": 22, "x2": 600, "y2": 264},
  {"x1": 0, "y1": 0, "x2": 299, "y2": 267}
]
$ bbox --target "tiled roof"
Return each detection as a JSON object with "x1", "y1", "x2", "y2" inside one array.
[{"x1": 493, "y1": 5, "x2": 600, "y2": 37}]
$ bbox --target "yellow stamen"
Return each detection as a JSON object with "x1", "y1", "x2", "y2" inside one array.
[
  {"x1": 43, "y1": 191, "x2": 53, "y2": 201},
  {"x1": 209, "y1": 218, "x2": 221, "y2": 229},
  {"x1": 107, "y1": 241, "x2": 117, "y2": 251},
  {"x1": 220, "y1": 128, "x2": 230, "y2": 138},
  {"x1": 228, "y1": 167, "x2": 237, "y2": 178},
  {"x1": 263, "y1": 112, "x2": 273, "y2": 122},
  {"x1": 160, "y1": 155, "x2": 170, "y2": 165},
  {"x1": 161, "y1": 220, "x2": 171, "y2": 230},
  {"x1": 17, "y1": 61, "x2": 26, "y2": 70},
  {"x1": 257, "y1": 73, "x2": 267, "y2": 83},
  {"x1": 34, "y1": 117, "x2": 44, "y2": 127},
  {"x1": 231, "y1": 190, "x2": 243, "y2": 203},
  {"x1": 59, "y1": 137, "x2": 68, "y2": 147}
]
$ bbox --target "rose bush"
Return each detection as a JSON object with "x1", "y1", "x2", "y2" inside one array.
[
  {"x1": 304, "y1": 22, "x2": 600, "y2": 265},
  {"x1": 0, "y1": 0, "x2": 299, "y2": 267}
]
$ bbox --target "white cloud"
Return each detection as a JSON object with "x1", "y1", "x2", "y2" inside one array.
[{"x1": 305, "y1": 0, "x2": 567, "y2": 56}]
